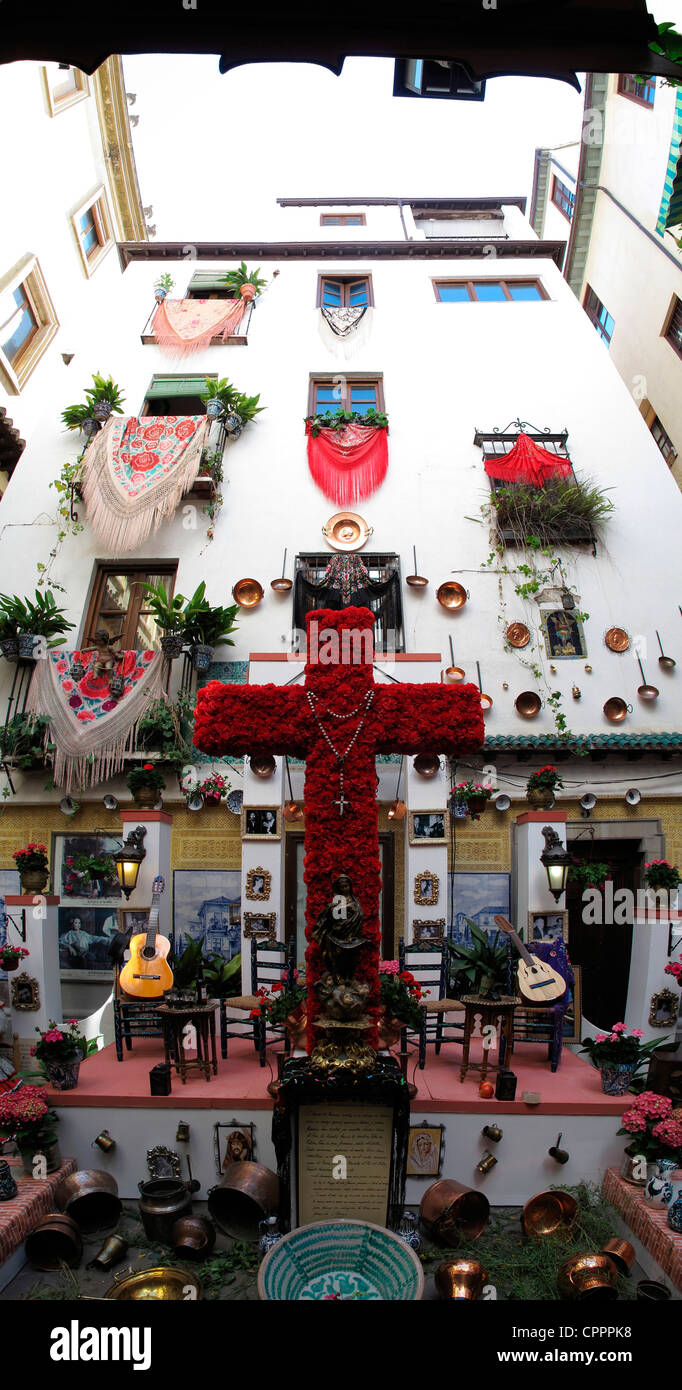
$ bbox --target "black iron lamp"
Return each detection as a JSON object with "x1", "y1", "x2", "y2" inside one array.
[
  {"x1": 109, "y1": 826, "x2": 147, "y2": 899},
  {"x1": 540, "y1": 825, "x2": 572, "y2": 902}
]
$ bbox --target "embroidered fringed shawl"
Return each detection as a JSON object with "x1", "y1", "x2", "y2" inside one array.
[
  {"x1": 305, "y1": 419, "x2": 389, "y2": 504},
  {"x1": 152, "y1": 297, "x2": 246, "y2": 357},
  {"x1": 26, "y1": 649, "x2": 165, "y2": 793},
  {"x1": 81, "y1": 415, "x2": 208, "y2": 554},
  {"x1": 317, "y1": 305, "x2": 373, "y2": 360}
]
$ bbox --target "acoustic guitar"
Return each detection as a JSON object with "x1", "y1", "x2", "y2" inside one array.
[
  {"x1": 493, "y1": 915, "x2": 567, "y2": 1004},
  {"x1": 119, "y1": 876, "x2": 173, "y2": 999}
]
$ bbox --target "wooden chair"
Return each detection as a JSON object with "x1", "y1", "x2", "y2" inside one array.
[
  {"x1": 112, "y1": 966, "x2": 165, "y2": 1062},
  {"x1": 507, "y1": 938, "x2": 574, "y2": 1072},
  {"x1": 219, "y1": 938, "x2": 295, "y2": 1066},
  {"x1": 398, "y1": 938, "x2": 465, "y2": 1064}
]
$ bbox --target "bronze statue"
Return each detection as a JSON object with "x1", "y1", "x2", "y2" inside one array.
[{"x1": 311, "y1": 873, "x2": 365, "y2": 981}]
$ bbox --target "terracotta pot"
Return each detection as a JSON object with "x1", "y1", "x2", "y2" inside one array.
[
  {"x1": 202, "y1": 793, "x2": 223, "y2": 807},
  {"x1": 467, "y1": 795, "x2": 488, "y2": 818},
  {"x1": 240, "y1": 283, "x2": 257, "y2": 301},
  {"x1": 133, "y1": 785, "x2": 158, "y2": 808},
  {"x1": 20, "y1": 869, "x2": 48, "y2": 893}
]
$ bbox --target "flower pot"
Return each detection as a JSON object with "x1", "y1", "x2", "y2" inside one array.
[
  {"x1": 205, "y1": 398, "x2": 223, "y2": 420},
  {"x1": 0, "y1": 955, "x2": 21, "y2": 972},
  {"x1": 81, "y1": 417, "x2": 100, "y2": 439},
  {"x1": 160, "y1": 632, "x2": 185, "y2": 659},
  {"x1": 154, "y1": 289, "x2": 167, "y2": 303},
  {"x1": 20, "y1": 1139, "x2": 62, "y2": 1175},
  {"x1": 133, "y1": 785, "x2": 159, "y2": 808},
  {"x1": 240, "y1": 283, "x2": 257, "y2": 302},
  {"x1": 20, "y1": 869, "x2": 48, "y2": 893},
  {"x1": 285, "y1": 1004, "x2": 308, "y2": 1050},
  {"x1": 599, "y1": 1061, "x2": 638, "y2": 1096},
  {"x1": 644, "y1": 1158, "x2": 677, "y2": 1208},
  {"x1": 526, "y1": 787, "x2": 555, "y2": 810},
  {"x1": 224, "y1": 411, "x2": 243, "y2": 438},
  {"x1": 466, "y1": 796, "x2": 488, "y2": 819},
  {"x1": 377, "y1": 1012, "x2": 403, "y2": 1050},
  {"x1": 667, "y1": 1188, "x2": 682, "y2": 1234},
  {"x1": 191, "y1": 644, "x2": 215, "y2": 672},
  {"x1": 0, "y1": 637, "x2": 19, "y2": 661},
  {"x1": 16, "y1": 633, "x2": 38, "y2": 661},
  {"x1": 44, "y1": 1056, "x2": 81, "y2": 1091},
  {"x1": 202, "y1": 793, "x2": 222, "y2": 807},
  {"x1": 92, "y1": 401, "x2": 113, "y2": 422}
]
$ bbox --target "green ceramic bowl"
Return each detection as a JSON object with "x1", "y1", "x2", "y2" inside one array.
[{"x1": 257, "y1": 1219, "x2": 424, "y2": 1301}]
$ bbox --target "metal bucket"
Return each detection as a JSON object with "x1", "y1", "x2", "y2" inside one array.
[
  {"x1": 419, "y1": 1179, "x2": 490, "y2": 1246},
  {"x1": 208, "y1": 1162, "x2": 279, "y2": 1241},
  {"x1": 25, "y1": 1214, "x2": 83, "y2": 1270},
  {"x1": 55, "y1": 1170, "x2": 122, "y2": 1233},
  {"x1": 138, "y1": 1178, "x2": 193, "y2": 1244}
]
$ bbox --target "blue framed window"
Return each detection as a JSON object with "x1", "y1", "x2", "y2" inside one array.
[
  {"x1": 79, "y1": 208, "x2": 99, "y2": 257},
  {"x1": 618, "y1": 74, "x2": 655, "y2": 107},
  {"x1": 551, "y1": 175, "x2": 575, "y2": 221},
  {"x1": 310, "y1": 377, "x2": 383, "y2": 416},
  {"x1": 584, "y1": 286, "x2": 615, "y2": 346},
  {"x1": 319, "y1": 276, "x2": 371, "y2": 308},
  {"x1": 0, "y1": 284, "x2": 38, "y2": 364},
  {"x1": 434, "y1": 279, "x2": 546, "y2": 303}
]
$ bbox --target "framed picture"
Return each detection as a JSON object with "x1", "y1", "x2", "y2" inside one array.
[
  {"x1": 450, "y1": 872, "x2": 511, "y2": 947},
  {"x1": 172, "y1": 869, "x2": 241, "y2": 964},
  {"x1": 414, "y1": 871, "x2": 439, "y2": 906},
  {"x1": 242, "y1": 807, "x2": 281, "y2": 841},
  {"x1": 245, "y1": 866, "x2": 272, "y2": 902},
  {"x1": 413, "y1": 918, "x2": 446, "y2": 947},
  {"x1": 147, "y1": 1145, "x2": 182, "y2": 1179},
  {"x1": 214, "y1": 1121, "x2": 255, "y2": 1175},
  {"x1": 117, "y1": 908, "x2": 150, "y2": 934},
  {"x1": 58, "y1": 905, "x2": 123, "y2": 979},
  {"x1": 409, "y1": 811, "x2": 447, "y2": 845},
  {"x1": 243, "y1": 912, "x2": 277, "y2": 942},
  {"x1": 562, "y1": 965, "x2": 582, "y2": 1044},
  {"x1": 649, "y1": 988, "x2": 680, "y2": 1030},
  {"x1": 52, "y1": 832, "x2": 122, "y2": 902},
  {"x1": 527, "y1": 910, "x2": 569, "y2": 945},
  {"x1": 10, "y1": 973, "x2": 40, "y2": 1011},
  {"x1": 406, "y1": 1123, "x2": 444, "y2": 1178}
]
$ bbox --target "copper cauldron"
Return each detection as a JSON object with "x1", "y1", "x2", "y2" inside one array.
[
  {"x1": 419, "y1": 1179, "x2": 490, "y2": 1246},
  {"x1": 437, "y1": 581, "x2": 468, "y2": 611},
  {"x1": 603, "y1": 697, "x2": 632, "y2": 723},
  {"x1": 558, "y1": 1252, "x2": 618, "y2": 1301},
  {"x1": 600, "y1": 1238, "x2": 635, "y2": 1277},
  {"x1": 232, "y1": 578, "x2": 264, "y2": 607},
  {"x1": 435, "y1": 1258, "x2": 488, "y2": 1300},
  {"x1": 138, "y1": 1178, "x2": 193, "y2": 1244},
  {"x1": 171, "y1": 1216, "x2": 216, "y2": 1261},
  {"x1": 55, "y1": 1170, "x2": 122, "y2": 1233},
  {"x1": 522, "y1": 1189, "x2": 578, "y2": 1239},
  {"x1": 208, "y1": 1162, "x2": 279, "y2": 1242},
  {"x1": 25, "y1": 1214, "x2": 83, "y2": 1271}
]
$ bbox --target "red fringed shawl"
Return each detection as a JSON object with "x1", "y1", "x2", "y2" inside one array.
[
  {"x1": 305, "y1": 420, "x2": 389, "y2": 504},
  {"x1": 484, "y1": 432, "x2": 572, "y2": 487}
]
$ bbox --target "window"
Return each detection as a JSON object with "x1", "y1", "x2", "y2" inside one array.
[
  {"x1": 317, "y1": 275, "x2": 373, "y2": 308},
  {"x1": 185, "y1": 271, "x2": 235, "y2": 300},
  {"x1": 474, "y1": 427, "x2": 595, "y2": 547},
  {"x1": 640, "y1": 399, "x2": 678, "y2": 466},
  {"x1": 141, "y1": 374, "x2": 215, "y2": 415},
  {"x1": 294, "y1": 553, "x2": 403, "y2": 653},
  {"x1": 583, "y1": 285, "x2": 615, "y2": 345},
  {"x1": 617, "y1": 74, "x2": 655, "y2": 107},
  {"x1": 84, "y1": 565, "x2": 178, "y2": 651},
  {"x1": 320, "y1": 214, "x2": 366, "y2": 227},
  {"x1": 433, "y1": 279, "x2": 546, "y2": 302},
  {"x1": 42, "y1": 64, "x2": 89, "y2": 115},
  {"x1": 551, "y1": 175, "x2": 575, "y2": 221},
  {"x1": 0, "y1": 254, "x2": 59, "y2": 395},
  {"x1": 662, "y1": 295, "x2": 682, "y2": 359},
  {"x1": 71, "y1": 188, "x2": 114, "y2": 277},
  {"x1": 308, "y1": 376, "x2": 384, "y2": 416},
  {"x1": 394, "y1": 58, "x2": 485, "y2": 101}
]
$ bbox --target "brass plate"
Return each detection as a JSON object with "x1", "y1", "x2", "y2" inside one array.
[
  {"x1": 437, "y1": 582, "x2": 467, "y2": 611},
  {"x1": 322, "y1": 511, "x2": 372, "y2": 551},
  {"x1": 506, "y1": 622, "x2": 530, "y2": 649},
  {"x1": 604, "y1": 627, "x2": 630, "y2": 653},
  {"x1": 233, "y1": 578, "x2": 264, "y2": 607},
  {"x1": 105, "y1": 1265, "x2": 203, "y2": 1300}
]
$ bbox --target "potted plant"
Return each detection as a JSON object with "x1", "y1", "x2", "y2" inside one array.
[
  {"x1": 263, "y1": 973, "x2": 308, "y2": 1049},
  {"x1": 644, "y1": 861, "x2": 681, "y2": 893},
  {"x1": 154, "y1": 272, "x2": 175, "y2": 303},
  {"x1": 61, "y1": 372, "x2": 125, "y2": 434},
  {"x1": 446, "y1": 920, "x2": 510, "y2": 1001},
  {"x1": 0, "y1": 1084, "x2": 60, "y2": 1174},
  {"x1": 195, "y1": 772, "x2": 230, "y2": 807},
  {"x1": 568, "y1": 860, "x2": 612, "y2": 890},
  {"x1": 454, "y1": 780, "x2": 493, "y2": 821},
  {"x1": 378, "y1": 961, "x2": 424, "y2": 1048},
  {"x1": 184, "y1": 596, "x2": 240, "y2": 671},
  {"x1": 0, "y1": 610, "x2": 19, "y2": 661},
  {"x1": 32, "y1": 1018, "x2": 97, "y2": 1091},
  {"x1": 306, "y1": 406, "x2": 389, "y2": 436},
  {"x1": 204, "y1": 952, "x2": 242, "y2": 1000},
  {"x1": 580, "y1": 1024, "x2": 665, "y2": 1096},
  {"x1": 526, "y1": 765, "x2": 564, "y2": 810},
  {"x1": 200, "y1": 376, "x2": 264, "y2": 434},
  {"x1": 1, "y1": 713, "x2": 53, "y2": 769},
  {"x1": 616, "y1": 1091, "x2": 682, "y2": 1194},
  {"x1": 664, "y1": 955, "x2": 681, "y2": 988},
  {"x1": 138, "y1": 579, "x2": 189, "y2": 659},
  {"x1": 219, "y1": 262, "x2": 268, "y2": 302},
  {"x1": 135, "y1": 695, "x2": 195, "y2": 773},
  {"x1": 13, "y1": 842, "x2": 49, "y2": 893},
  {"x1": 63, "y1": 850, "x2": 117, "y2": 898},
  {"x1": 0, "y1": 589, "x2": 74, "y2": 659},
  {"x1": 0, "y1": 944, "x2": 29, "y2": 972},
  {"x1": 126, "y1": 762, "x2": 166, "y2": 808}
]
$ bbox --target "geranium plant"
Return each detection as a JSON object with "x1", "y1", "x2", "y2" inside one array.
[
  {"x1": 197, "y1": 772, "x2": 230, "y2": 803},
  {"x1": 580, "y1": 1024, "x2": 664, "y2": 1075},
  {"x1": 12, "y1": 843, "x2": 49, "y2": 874},
  {"x1": 644, "y1": 861, "x2": 681, "y2": 892},
  {"x1": 32, "y1": 1019, "x2": 97, "y2": 1065},
  {"x1": 617, "y1": 1091, "x2": 682, "y2": 1165},
  {"x1": 0, "y1": 943, "x2": 29, "y2": 969},
  {"x1": 526, "y1": 766, "x2": 564, "y2": 793},
  {"x1": 454, "y1": 781, "x2": 493, "y2": 821},
  {"x1": 63, "y1": 851, "x2": 117, "y2": 895},
  {"x1": 261, "y1": 973, "x2": 307, "y2": 1025},
  {"x1": 379, "y1": 961, "x2": 424, "y2": 1029},
  {"x1": 126, "y1": 763, "x2": 166, "y2": 795},
  {"x1": 665, "y1": 956, "x2": 682, "y2": 987},
  {"x1": 0, "y1": 1084, "x2": 58, "y2": 1150}
]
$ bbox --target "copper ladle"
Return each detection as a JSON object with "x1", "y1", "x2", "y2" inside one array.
[
  {"x1": 477, "y1": 661, "x2": 493, "y2": 712},
  {"x1": 271, "y1": 548, "x2": 292, "y2": 593},
  {"x1": 406, "y1": 545, "x2": 428, "y2": 588},
  {"x1": 444, "y1": 635, "x2": 465, "y2": 683},
  {"x1": 636, "y1": 654, "x2": 659, "y2": 702},
  {"x1": 656, "y1": 631, "x2": 676, "y2": 671}
]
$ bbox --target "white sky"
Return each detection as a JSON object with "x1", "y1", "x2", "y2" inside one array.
[{"x1": 122, "y1": 56, "x2": 588, "y2": 239}]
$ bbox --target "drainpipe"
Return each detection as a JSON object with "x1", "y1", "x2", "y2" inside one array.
[{"x1": 397, "y1": 199, "x2": 410, "y2": 240}]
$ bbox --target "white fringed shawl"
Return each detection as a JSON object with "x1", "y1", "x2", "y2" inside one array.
[{"x1": 81, "y1": 415, "x2": 208, "y2": 554}]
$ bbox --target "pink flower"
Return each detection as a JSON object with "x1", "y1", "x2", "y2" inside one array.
[
  {"x1": 611, "y1": 1022, "x2": 626, "y2": 1032},
  {"x1": 609, "y1": 1033, "x2": 620, "y2": 1043},
  {"x1": 595, "y1": 1033, "x2": 608, "y2": 1043},
  {"x1": 631, "y1": 1028, "x2": 644, "y2": 1038},
  {"x1": 45, "y1": 1029, "x2": 63, "y2": 1043}
]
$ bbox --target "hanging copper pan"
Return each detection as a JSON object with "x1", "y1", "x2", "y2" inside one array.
[
  {"x1": 604, "y1": 627, "x2": 630, "y2": 653},
  {"x1": 322, "y1": 512, "x2": 372, "y2": 551},
  {"x1": 515, "y1": 691, "x2": 543, "y2": 719},
  {"x1": 437, "y1": 581, "x2": 468, "y2": 611},
  {"x1": 656, "y1": 631, "x2": 676, "y2": 670},
  {"x1": 283, "y1": 799, "x2": 303, "y2": 823},
  {"x1": 636, "y1": 655, "x2": 659, "y2": 702},
  {"x1": 506, "y1": 622, "x2": 530, "y2": 649},
  {"x1": 476, "y1": 660, "x2": 493, "y2": 712},
  {"x1": 232, "y1": 578, "x2": 264, "y2": 607},
  {"x1": 444, "y1": 635, "x2": 465, "y2": 682},
  {"x1": 603, "y1": 696, "x2": 632, "y2": 723},
  {"x1": 271, "y1": 549, "x2": 292, "y2": 593},
  {"x1": 388, "y1": 799, "x2": 407, "y2": 821},
  {"x1": 405, "y1": 544, "x2": 428, "y2": 588},
  {"x1": 413, "y1": 754, "x2": 441, "y2": 777},
  {"x1": 250, "y1": 754, "x2": 277, "y2": 778}
]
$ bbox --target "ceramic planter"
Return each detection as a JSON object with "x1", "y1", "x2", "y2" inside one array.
[
  {"x1": 92, "y1": 401, "x2": 113, "y2": 422},
  {"x1": 0, "y1": 637, "x2": 19, "y2": 661},
  {"x1": 644, "y1": 1158, "x2": 677, "y2": 1208},
  {"x1": 668, "y1": 1188, "x2": 682, "y2": 1233},
  {"x1": 160, "y1": 632, "x2": 185, "y2": 659},
  {"x1": 192, "y1": 644, "x2": 214, "y2": 672},
  {"x1": 154, "y1": 289, "x2": 167, "y2": 303},
  {"x1": 17, "y1": 633, "x2": 39, "y2": 661},
  {"x1": 205, "y1": 398, "x2": 223, "y2": 420},
  {"x1": 526, "y1": 787, "x2": 555, "y2": 809},
  {"x1": 43, "y1": 1056, "x2": 81, "y2": 1091},
  {"x1": 20, "y1": 869, "x2": 48, "y2": 893},
  {"x1": 599, "y1": 1061, "x2": 638, "y2": 1096},
  {"x1": 133, "y1": 785, "x2": 159, "y2": 808}
]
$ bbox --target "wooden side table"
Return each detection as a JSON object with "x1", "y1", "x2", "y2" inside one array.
[
  {"x1": 158, "y1": 1002, "x2": 219, "y2": 1084},
  {"x1": 459, "y1": 995, "x2": 518, "y2": 1084}
]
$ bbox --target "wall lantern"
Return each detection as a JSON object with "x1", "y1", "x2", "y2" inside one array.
[
  {"x1": 113, "y1": 826, "x2": 147, "y2": 900},
  {"x1": 540, "y1": 825, "x2": 572, "y2": 903}
]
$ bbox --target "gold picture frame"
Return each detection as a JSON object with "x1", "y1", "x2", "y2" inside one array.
[
  {"x1": 241, "y1": 806, "x2": 281, "y2": 841},
  {"x1": 526, "y1": 909, "x2": 569, "y2": 945},
  {"x1": 243, "y1": 912, "x2": 277, "y2": 942},
  {"x1": 413, "y1": 918, "x2": 446, "y2": 947},
  {"x1": 406, "y1": 1123, "x2": 445, "y2": 1178},
  {"x1": 409, "y1": 811, "x2": 447, "y2": 845},
  {"x1": 245, "y1": 866, "x2": 272, "y2": 901},
  {"x1": 10, "y1": 972, "x2": 40, "y2": 1012},
  {"x1": 649, "y1": 988, "x2": 680, "y2": 1030},
  {"x1": 414, "y1": 870, "x2": 439, "y2": 906}
]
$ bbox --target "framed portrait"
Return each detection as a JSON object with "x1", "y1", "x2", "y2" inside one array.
[
  {"x1": 52, "y1": 832, "x2": 122, "y2": 903},
  {"x1": 58, "y1": 905, "x2": 123, "y2": 980},
  {"x1": 413, "y1": 918, "x2": 446, "y2": 947},
  {"x1": 214, "y1": 1121, "x2": 255, "y2": 1175},
  {"x1": 406, "y1": 1123, "x2": 444, "y2": 1178},
  {"x1": 10, "y1": 973, "x2": 40, "y2": 1012},
  {"x1": 242, "y1": 807, "x2": 281, "y2": 841},
  {"x1": 649, "y1": 988, "x2": 680, "y2": 1030},
  {"x1": 409, "y1": 811, "x2": 447, "y2": 845},
  {"x1": 450, "y1": 872, "x2": 511, "y2": 947},
  {"x1": 527, "y1": 910, "x2": 569, "y2": 945},
  {"x1": 172, "y1": 869, "x2": 241, "y2": 965},
  {"x1": 147, "y1": 1145, "x2": 182, "y2": 1179},
  {"x1": 117, "y1": 908, "x2": 150, "y2": 934},
  {"x1": 414, "y1": 871, "x2": 439, "y2": 907},
  {"x1": 562, "y1": 965, "x2": 582, "y2": 1044},
  {"x1": 540, "y1": 609, "x2": 587, "y2": 660},
  {"x1": 245, "y1": 866, "x2": 272, "y2": 902},
  {"x1": 243, "y1": 912, "x2": 277, "y2": 942}
]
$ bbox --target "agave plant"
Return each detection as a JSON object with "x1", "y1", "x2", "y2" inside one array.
[{"x1": 446, "y1": 920, "x2": 509, "y2": 999}]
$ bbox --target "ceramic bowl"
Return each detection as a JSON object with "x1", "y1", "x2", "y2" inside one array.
[{"x1": 257, "y1": 1220, "x2": 423, "y2": 1300}]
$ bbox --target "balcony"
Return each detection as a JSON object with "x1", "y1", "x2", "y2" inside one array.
[{"x1": 141, "y1": 298, "x2": 253, "y2": 348}]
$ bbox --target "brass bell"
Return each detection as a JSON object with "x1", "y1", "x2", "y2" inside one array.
[
  {"x1": 176, "y1": 1121, "x2": 190, "y2": 1143},
  {"x1": 584, "y1": 664, "x2": 593, "y2": 673},
  {"x1": 481, "y1": 1124, "x2": 503, "y2": 1144},
  {"x1": 572, "y1": 685, "x2": 581, "y2": 700},
  {"x1": 92, "y1": 1130, "x2": 116, "y2": 1153},
  {"x1": 476, "y1": 1150, "x2": 497, "y2": 1174}
]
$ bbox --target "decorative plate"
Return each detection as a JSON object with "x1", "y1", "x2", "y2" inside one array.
[
  {"x1": 322, "y1": 512, "x2": 372, "y2": 551},
  {"x1": 506, "y1": 621, "x2": 530, "y2": 648},
  {"x1": 226, "y1": 790, "x2": 243, "y2": 815},
  {"x1": 257, "y1": 1219, "x2": 424, "y2": 1301},
  {"x1": 604, "y1": 627, "x2": 630, "y2": 653}
]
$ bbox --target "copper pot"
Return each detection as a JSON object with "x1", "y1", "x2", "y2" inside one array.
[
  {"x1": 600, "y1": 1238, "x2": 635, "y2": 1277},
  {"x1": 250, "y1": 754, "x2": 276, "y2": 778},
  {"x1": 435, "y1": 1258, "x2": 488, "y2": 1300},
  {"x1": 558, "y1": 1252, "x2": 618, "y2": 1301},
  {"x1": 55, "y1": 1170, "x2": 122, "y2": 1233},
  {"x1": 105, "y1": 1264, "x2": 203, "y2": 1300},
  {"x1": 603, "y1": 696, "x2": 632, "y2": 722},
  {"x1": 388, "y1": 799, "x2": 407, "y2": 820},
  {"x1": 208, "y1": 1162, "x2": 279, "y2": 1241},
  {"x1": 138, "y1": 1178, "x2": 193, "y2": 1244},
  {"x1": 419, "y1": 1179, "x2": 490, "y2": 1246},
  {"x1": 437, "y1": 581, "x2": 468, "y2": 611},
  {"x1": 522, "y1": 1189, "x2": 578, "y2": 1239},
  {"x1": 171, "y1": 1216, "x2": 216, "y2": 1261},
  {"x1": 515, "y1": 690, "x2": 543, "y2": 719},
  {"x1": 232, "y1": 577, "x2": 264, "y2": 607},
  {"x1": 25, "y1": 1214, "x2": 83, "y2": 1270},
  {"x1": 412, "y1": 753, "x2": 441, "y2": 777}
]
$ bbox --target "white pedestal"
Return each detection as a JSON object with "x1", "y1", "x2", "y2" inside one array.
[
  {"x1": 514, "y1": 811, "x2": 568, "y2": 932},
  {"x1": 405, "y1": 756, "x2": 448, "y2": 947},
  {"x1": 5, "y1": 895, "x2": 62, "y2": 1035},
  {"x1": 119, "y1": 809, "x2": 173, "y2": 939},
  {"x1": 625, "y1": 911, "x2": 679, "y2": 1041}
]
